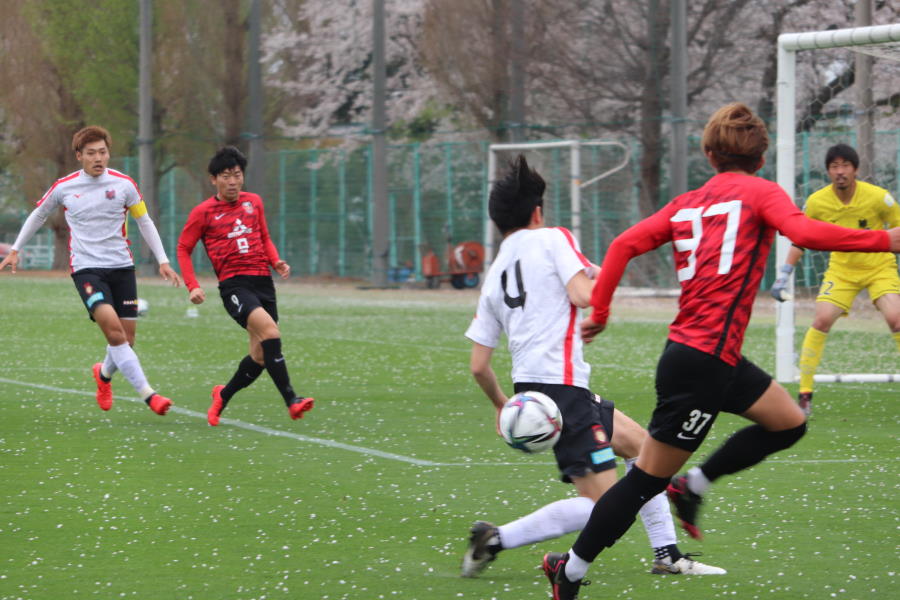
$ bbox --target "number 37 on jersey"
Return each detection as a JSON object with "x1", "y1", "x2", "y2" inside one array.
[{"x1": 670, "y1": 200, "x2": 743, "y2": 282}]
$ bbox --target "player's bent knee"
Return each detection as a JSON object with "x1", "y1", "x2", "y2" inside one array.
[
  {"x1": 770, "y1": 422, "x2": 807, "y2": 451},
  {"x1": 810, "y1": 320, "x2": 834, "y2": 333}
]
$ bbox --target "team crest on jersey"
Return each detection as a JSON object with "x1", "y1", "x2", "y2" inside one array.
[
  {"x1": 242, "y1": 201, "x2": 254, "y2": 215},
  {"x1": 105, "y1": 189, "x2": 116, "y2": 199},
  {"x1": 859, "y1": 218, "x2": 868, "y2": 229}
]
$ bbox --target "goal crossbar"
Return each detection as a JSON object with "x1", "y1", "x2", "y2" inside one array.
[
  {"x1": 775, "y1": 23, "x2": 900, "y2": 383},
  {"x1": 485, "y1": 140, "x2": 630, "y2": 264}
]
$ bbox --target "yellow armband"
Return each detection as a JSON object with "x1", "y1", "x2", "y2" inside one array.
[{"x1": 128, "y1": 200, "x2": 148, "y2": 219}]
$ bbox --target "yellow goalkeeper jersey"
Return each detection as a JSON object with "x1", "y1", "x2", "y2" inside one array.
[{"x1": 804, "y1": 180, "x2": 900, "y2": 272}]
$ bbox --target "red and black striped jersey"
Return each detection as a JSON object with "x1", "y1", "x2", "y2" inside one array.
[
  {"x1": 177, "y1": 192, "x2": 280, "y2": 290},
  {"x1": 590, "y1": 172, "x2": 890, "y2": 366}
]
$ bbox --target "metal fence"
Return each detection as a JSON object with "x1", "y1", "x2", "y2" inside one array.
[{"x1": 4, "y1": 130, "x2": 899, "y2": 287}]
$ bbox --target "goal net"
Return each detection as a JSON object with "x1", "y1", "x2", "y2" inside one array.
[
  {"x1": 775, "y1": 23, "x2": 900, "y2": 383},
  {"x1": 486, "y1": 140, "x2": 633, "y2": 268}
]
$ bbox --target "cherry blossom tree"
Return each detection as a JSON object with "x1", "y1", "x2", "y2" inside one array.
[{"x1": 264, "y1": 0, "x2": 438, "y2": 141}]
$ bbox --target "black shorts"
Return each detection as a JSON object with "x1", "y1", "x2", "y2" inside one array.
[
  {"x1": 649, "y1": 340, "x2": 773, "y2": 452},
  {"x1": 218, "y1": 275, "x2": 278, "y2": 328},
  {"x1": 514, "y1": 382, "x2": 617, "y2": 484},
  {"x1": 71, "y1": 267, "x2": 138, "y2": 320}
]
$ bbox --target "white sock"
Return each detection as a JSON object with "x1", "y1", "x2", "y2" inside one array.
[
  {"x1": 626, "y1": 458, "x2": 677, "y2": 550},
  {"x1": 687, "y1": 466, "x2": 711, "y2": 495},
  {"x1": 107, "y1": 342, "x2": 154, "y2": 399},
  {"x1": 101, "y1": 346, "x2": 118, "y2": 379},
  {"x1": 497, "y1": 496, "x2": 594, "y2": 549},
  {"x1": 564, "y1": 549, "x2": 590, "y2": 582}
]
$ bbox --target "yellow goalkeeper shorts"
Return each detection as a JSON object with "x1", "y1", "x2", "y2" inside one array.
[{"x1": 816, "y1": 264, "x2": 900, "y2": 313}]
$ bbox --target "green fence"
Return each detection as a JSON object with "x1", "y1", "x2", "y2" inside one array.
[{"x1": 5, "y1": 130, "x2": 900, "y2": 288}]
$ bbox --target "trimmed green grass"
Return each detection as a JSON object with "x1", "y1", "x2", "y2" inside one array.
[{"x1": 0, "y1": 275, "x2": 897, "y2": 599}]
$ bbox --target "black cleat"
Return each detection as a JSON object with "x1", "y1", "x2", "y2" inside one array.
[
  {"x1": 543, "y1": 552, "x2": 589, "y2": 600},
  {"x1": 667, "y1": 475, "x2": 703, "y2": 540},
  {"x1": 460, "y1": 520, "x2": 500, "y2": 577}
]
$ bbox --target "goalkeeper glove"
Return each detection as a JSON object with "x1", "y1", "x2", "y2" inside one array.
[{"x1": 770, "y1": 264, "x2": 794, "y2": 302}]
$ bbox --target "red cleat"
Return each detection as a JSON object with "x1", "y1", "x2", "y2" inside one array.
[
  {"x1": 288, "y1": 397, "x2": 314, "y2": 420},
  {"x1": 147, "y1": 394, "x2": 172, "y2": 416},
  {"x1": 208, "y1": 385, "x2": 225, "y2": 426},
  {"x1": 92, "y1": 363, "x2": 113, "y2": 411},
  {"x1": 667, "y1": 475, "x2": 704, "y2": 540}
]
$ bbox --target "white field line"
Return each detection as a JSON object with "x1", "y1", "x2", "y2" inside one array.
[{"x1": 0, "y1": 377, "x2": 893, "y2": 467}]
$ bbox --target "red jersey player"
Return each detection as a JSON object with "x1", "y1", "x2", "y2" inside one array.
[
  {"x1": 461, "y1": 156, "x2": 724, "y2": 579},
  {"x1": 542, "y1": 103, "x2": 900, "y2": 600},
  {"x1": 176, "y1": 146, "x2": 313, "y2": 425}
]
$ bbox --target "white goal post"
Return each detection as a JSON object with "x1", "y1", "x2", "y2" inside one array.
[
  {"x1": 485, "y1": 140, "x2": 630, "y2": 265},
  {"x1": 775, "y1": 23, "x2": 900, "y2": 383}
]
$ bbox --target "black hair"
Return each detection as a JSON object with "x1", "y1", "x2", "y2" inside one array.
[
  {"x1": 208, "y1": 146, "x2": 248, "y2": 176},
  {"x1": 489, "y1": 154, "x2": 546, "y2": 235},
  {"x1": 824, "y1": 143, "x2": 859, "y2": 170}
]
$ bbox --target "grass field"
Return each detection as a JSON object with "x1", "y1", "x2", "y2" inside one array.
[{"x1": 0, "y1": 274, "x2": 897, "y2": 600}]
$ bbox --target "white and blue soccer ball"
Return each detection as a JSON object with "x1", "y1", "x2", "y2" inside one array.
[
  {"x1": 137, "y1": 298, "x2": 149, "y2": 317},
  {"x1": 499, "y1": 391, "x2": 563, "y2": 454}
]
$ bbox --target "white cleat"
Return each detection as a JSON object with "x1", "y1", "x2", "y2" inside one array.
[{"x1": 651, "y1": 555, "x2": 727, "y2": 575}]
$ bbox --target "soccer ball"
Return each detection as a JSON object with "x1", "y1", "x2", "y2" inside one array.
[
  {"x1": 499, "y1": 391, "x2": 563, "y2": 454},
  {"x1": 137, "y1": 298, "x2": 149, "y2": 317}
]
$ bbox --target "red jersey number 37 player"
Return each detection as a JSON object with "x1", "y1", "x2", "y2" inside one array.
[{"x1": 177, "y1": 146, "x2": 313, "y2": 425}]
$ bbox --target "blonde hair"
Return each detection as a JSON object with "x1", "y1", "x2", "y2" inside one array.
[
  {"x1": 701, "y1": 103, "x2": 768, "y2": 173},
  {"x1": 72, "y1": 126, "x2": 111, "y2": 153}
]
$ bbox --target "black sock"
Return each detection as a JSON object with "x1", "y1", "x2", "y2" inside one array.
[
  {"x1": 654, "y1": 544, "x2": 683, "y2": 563},
  {"x1": 260, "y1": 338, "x2": 296, "y2": 405},
  {"x1": 221, "y1": 355, "x2": 264, "y2": 406},
  {"x1": 700, "y1": 423, "x2": 807, "y2": 482},
  {"x1": 572, "y1": 465, "x2": 669, "y2": 563}
]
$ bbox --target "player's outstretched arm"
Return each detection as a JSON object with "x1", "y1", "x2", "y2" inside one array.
[
  {"x1": 3, "y1": 206, "x2": 53, "y2": 274},
  {"x1": 580, "y1": 316, "x2": 606, "y2": 344},
  {"x1": 565, "y1": 271, "x2": 594, "y2": 308},
  {"x1": 273, "y1": 260, "x2": 291, "y2": 279},
  {"x1": 158, "y1": 262, "x2": 181, "y2": 287},
  {"x1": 770, "y1": 245, "x2": 805, "y2": 302},
  {"x1": 581, "y1": 315, "x2": 606, "y2": 344},
  {"x1": 470, "y1": 343, "x2": 507, "y2": 435},
  {"x1": 888, "y1": 226, "x2": 900, "y2": 252},
  {"x1": 769, "y1": 265, "x2": 793, "y2": 302},
  {"x1": 188, "y1": 287, "x2": 206, "y2": 305},
  {"x1": 0, "y1": 250, "x2": 19, "y2": 274},
  {"x1": 176, "y1": 207, "x2": 205, "y2": 293}
]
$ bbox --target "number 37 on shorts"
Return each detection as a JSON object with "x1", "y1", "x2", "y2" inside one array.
[{"x1": 676, "y1": 409, "x2": 713, "y2": 442}]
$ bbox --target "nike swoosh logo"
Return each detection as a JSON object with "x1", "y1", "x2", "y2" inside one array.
[
  {"x1": 676, "y1": 432, "x2": 697, "y2": 441},
  {"x1": 214, "y1": 213, "x2": 226, "y2": 220},
  {"x1": 274, "y1": 357, "x2": 285, "y2": 363}
]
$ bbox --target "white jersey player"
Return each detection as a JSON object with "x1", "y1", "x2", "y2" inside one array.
[
  {"x1": 0, "y1": 126, "x2": 180, "y2": 416},
  {"x1": 460, "y1": 155, "x2": 725, "y2": 578},
  {"x1": 30, "y1": 167, "x2": 150, "y2": 271},
  {"x1": 466, "y1": 225, "x2": 592, "y2": 389}
]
